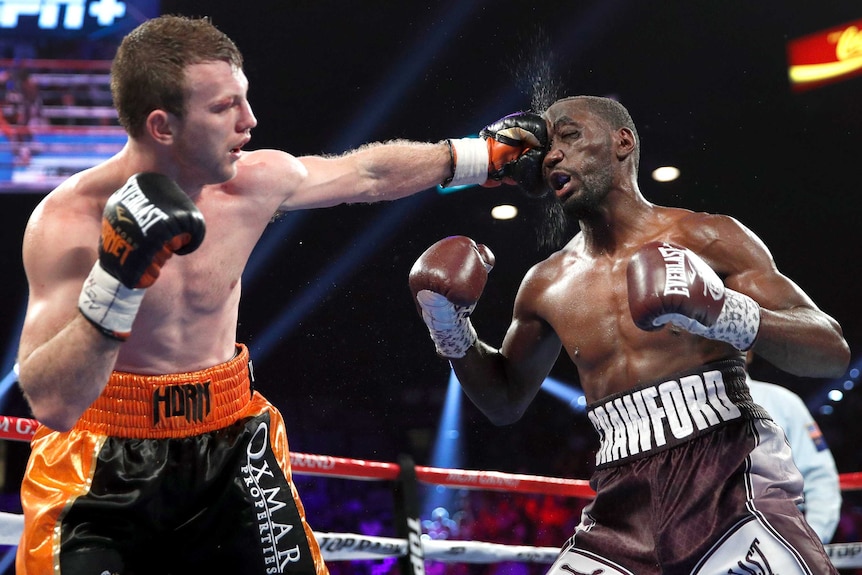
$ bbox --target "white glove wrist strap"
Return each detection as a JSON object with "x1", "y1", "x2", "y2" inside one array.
[
  {"x1": 657, "y1": 289, "x2": 760, "y2": 351},
  {"x1": 78, "y1": 262, "x2": 145, "y2": 341},
  {"x1": 443, "y1": 138, "x2": 489, "y2": 188},
  {"x1": 416, "y1": 290, "x2": 478, "y2": 358},
  {"x1": 700, "y1": 288, "x2": 761, "y2": 351}
]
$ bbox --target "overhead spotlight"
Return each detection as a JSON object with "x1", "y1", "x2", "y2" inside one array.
[
  {"x1": 651, "y1": 166, "x2": 680, "y2": 183},
  {"x1": 540, "y1": 377, "x2": 585, "y2": 412},
  {"x1": 491, "y1": 204, "x2": 518, "y2": 220},
  {"x1": 422, "y1": 370, "x2": 464, "y2": 519}
]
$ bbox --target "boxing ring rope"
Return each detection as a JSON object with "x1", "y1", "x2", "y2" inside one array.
[
  {"x1": 289, "y1": 451, "x2": 595, "y2": 497},
  {"x1": 1, "y1": 415, "x2": 861, "y2": 569}
]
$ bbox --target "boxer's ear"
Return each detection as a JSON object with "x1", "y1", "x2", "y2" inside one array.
[{"x1": 615, "y1": 127, "x2": 635, "y2": 161}]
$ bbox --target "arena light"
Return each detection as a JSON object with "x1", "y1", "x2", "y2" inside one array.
[
  {"x1": 651, "y1": 166, "x2": 680, "y2": 183},
  {"x1": 0, "y1": 545, "x2": 12, "y2": 573},
  {"x1": 422, "y1": 369, "x2": 464, "y2": 520},
  {"x1": 0, "y1": 305, "x2": 25, "y2": 410},
  {"x1": 435, "y1": 182, "x2": 474, "y2": 195},
  {"x1": 0, "y1": 367, "x2": 17, "y2": 408},
  {"x1": 540, "y1": 376, "x2": 586, "y2": 412},
  {"x1": 490, "y1": 204, "x2": 518, "y2": 220},
  {"x1": 331, "y1": 2, "x2": 481, "y2": 153},
  {"x1": 810, "y1": 357, "x2": 861, "y2": 414}
]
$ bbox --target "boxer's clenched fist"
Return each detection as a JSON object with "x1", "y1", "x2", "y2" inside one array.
[
  {"x1": 409, "y1": 236, "x2": 495, "y2": 358},
  {"x1": 443, "y1": 111, "x2": 548, "y2": 195},
  {"x1": 480, "y1": 112, "x2": 548, "y2": 195},
  {"x1": 78, "y1": 172, "x2": 206, "y2": 341},
  {"x1": 626, "y1": 241, "x2": 760, "y2": 351}
]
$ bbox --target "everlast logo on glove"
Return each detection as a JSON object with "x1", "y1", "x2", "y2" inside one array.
[
  {"x1": 657, "y1": 243, "x2": 723, "y2": 301},
  {"x1": 152, "y1": 381, "x2": 212, "y2": 426},
  {"x1": 100, "y1": 218, "x2": 136, "y2": 265},
  {"x1": 112, "y1": 180, "x2": 172, "y2": 234},
  {"x1": 101, "y1": 181, "x2": 173, "y2": 263}
]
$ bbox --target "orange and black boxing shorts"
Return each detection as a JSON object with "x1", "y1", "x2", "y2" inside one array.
[{"x1": 17, "y1": 344, "x2": 329, "y2": 575}]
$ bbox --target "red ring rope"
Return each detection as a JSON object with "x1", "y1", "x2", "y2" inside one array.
[
  {"x1": 1, "y1": 416, "x2": 861, "y2": 493},
  {"x1": 290, "y1": 451, "x2": 595, "y2": 497}
]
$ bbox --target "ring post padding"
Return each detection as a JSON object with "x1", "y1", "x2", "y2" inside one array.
[{"x1": 394, "y1": 453, "x2": 424, "y2": 575}]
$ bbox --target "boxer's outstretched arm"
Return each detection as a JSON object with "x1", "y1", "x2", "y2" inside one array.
[
  {"x1": 281, "y1": 112, "x2": 548, "y2": 211},
  {"x1": 289, "y1": 142, "x2": 453, "y2": 209}
]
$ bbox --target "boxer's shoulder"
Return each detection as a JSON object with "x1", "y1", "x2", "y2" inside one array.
[
  {"x1": 231, "y1": 149, "x2": 305, "y2": 187},
  {"x1": 206, "y1": 149, "x2": 305, "y2": 212}
]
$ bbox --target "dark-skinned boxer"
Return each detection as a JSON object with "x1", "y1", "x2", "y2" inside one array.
[{"x1": 409, "y1": 95, "x2": 849, "y2": 574}]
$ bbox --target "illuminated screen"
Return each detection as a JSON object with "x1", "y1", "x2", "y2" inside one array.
[
  {"x1": 787, "y1": 18, "x2": 862, "y2": 93},
  {"x1": 0, "y1": 0, "x2": 160, "y2": 192}
]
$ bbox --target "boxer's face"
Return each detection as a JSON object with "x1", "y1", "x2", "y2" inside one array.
[
  {"x1": 169, "y1": 60, "x2": 257, "y2": 186},
  {"x1": 543, "y1": 99, "x2": 616, "y2": 218}
]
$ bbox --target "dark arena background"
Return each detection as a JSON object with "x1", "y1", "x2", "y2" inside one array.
[{"x1": 0, "y1": 1, "x2": 861, "y2": 573}]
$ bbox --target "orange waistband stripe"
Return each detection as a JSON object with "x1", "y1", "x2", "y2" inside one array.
[{"x1": 75, "y1": 344, "x2": 254, "y2": 439}]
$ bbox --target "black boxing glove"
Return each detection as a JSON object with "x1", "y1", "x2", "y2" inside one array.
[
  {"x1": 481, "y1": 112, "x2": 548, "y2": 195},
  {"x1": 78, "y1": 172, "x2": 206, "y2": 340},
  {"x1": 409, "y1": 236, "x2": 495, "y2": 358},
  {"x1": 442, "y1": 111, "x2": 548, "y2": 194},
  {"x1": 505, "y1": 146, "x2": 547, "y2": 197},
  {"x1": 626, "y1": 241, "x2": 760, "y2": 351}
]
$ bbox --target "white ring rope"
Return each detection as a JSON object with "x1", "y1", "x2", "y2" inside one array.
[
  {"x1": 314, "y1": 531, "x2": 560, "y2": 564},
  {"x1": 0, "y1": 511, "x2": 858, "y2": 567},
  {"x1": 0, "y1": 415, "x2": 859, "y2": 568},
  {"x1": 0, "y1": 511, "x2": 562, "y2": 563}
]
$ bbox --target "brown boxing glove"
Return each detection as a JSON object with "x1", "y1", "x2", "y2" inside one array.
[
  {"x1": 626, "y1": 241, "x2": 760, "y2": 351},
  {"x1": 409, "y1": 236, "x2": 495, "y2": 358}
]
